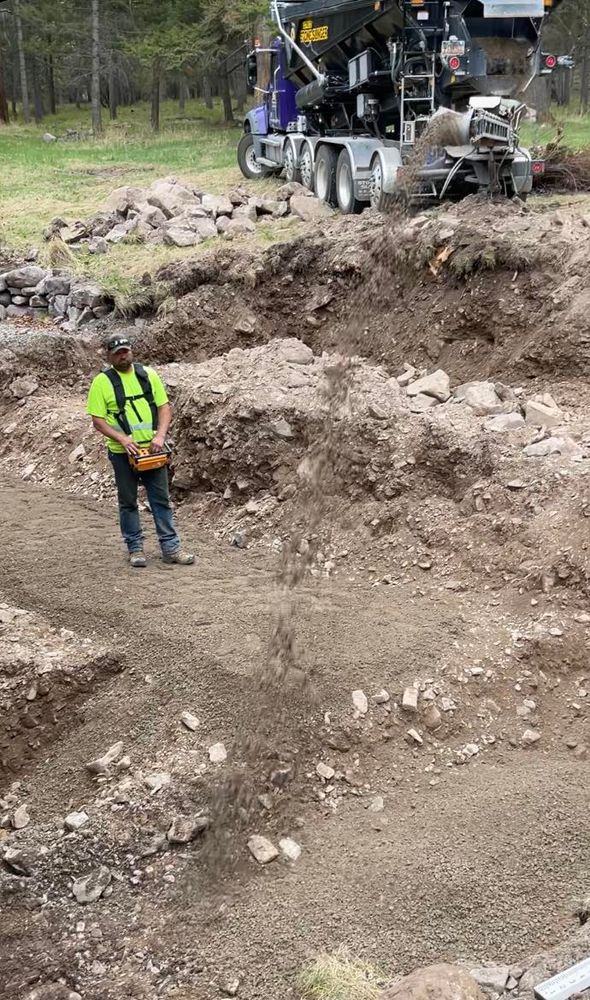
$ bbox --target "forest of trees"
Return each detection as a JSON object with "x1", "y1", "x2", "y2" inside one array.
[
  {"x1": 0, "y1": 0, "x2": 266, "y2": 130},
  {"x1": 0, "y1": 0, "x2": 588, "y2": 133}
]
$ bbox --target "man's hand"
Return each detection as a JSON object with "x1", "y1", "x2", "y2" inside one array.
[
  {"x1": 149, "y1": 435, "x2": 166, "y2": 454},
  {"x1": 121, "y1": 436, "x2": 141, "y2": 457}
]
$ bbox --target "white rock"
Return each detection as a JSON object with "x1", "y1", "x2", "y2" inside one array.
[
  {"x1": 72, "y1": 866, "x2": 111, "y2": 904},
  {"x1": 64, "y1": 811, "x2": 89, "y2": 832},
  {"x1": 368, "y1": 796, "x2": 385, "y2": 812},
  {"x1": 523, "y1": 436, "x2": 566, "y2": 457},
  {"x1": 208, "y1": 742, "x2": 227, "y2": 763},
  {"x1": 248, "y1": 835, "x2": 279, "y2": 864},
  {"x1": 485, "y1": 412, "x2": 525, "y2": 432},
  {"x1": 406, "y1": 369, "x2": 450, "y2": 402},
  {"x1": 279, "y1": 338, "x2": 313, "y2": 365},
  {"x1": 290, "y1": 195, "x2": 335, "y2": 221},
  {"x1": 409, "y1": 393, "x2": 439, "y2": 413},
  {"x1": 12, "y1": 804, "x2": 30, "y2": 829},
  {"x1": 144, "y1": 771, "x2": 171, "y2": 794},
  {"x1": 279, "y1": 836, "x2": 302, "y2": 861},
  {"x1": 180, "y1": 711, "x2": 199, "y2": 732},
  {"x1": 468, "y1": 965, "x2": 510, "y2": 993},
  {"x1": 202, "y1": 193, "x2": 233, "y2": 217},
  {"x1": 402, "y1": 686, "x2": 419, "y2": 712},
  {"x1": 68, "y1": 444, "x2": 86, "y2": 464},
  {"x1": 406, "y1": 728, "x2": 423, "y2": 746},
  {"x1": 397, "y1": 365, "x2": 417, "y2": 386},
  {"x1": 522, "y1": 729, "x2": 541, "y2": 746},
  {"x1": 42, "y1": 132, "x2": 57, "y2": 142},
  {"x1": 352, "y1": 689, "x2": 368, "y2": 715},
  {"x1": 525, "y1": 399, "x2": 563, "y2": 428},
  {"x1": 373, "y1": 689, "x2": 390, "y2": 704},
  {"x1": 316, "y1": 762, "x2": 335, "y2": 781},
  {"x1": 85, "y1": 741, "x2": 124, "y2": 774},
  {"x1": 455, "y1": 381, "x2": 503, "y2": 415}
]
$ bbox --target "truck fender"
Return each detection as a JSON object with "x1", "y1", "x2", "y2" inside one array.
[
  {"x1": 371, "y1": 146, "x2": 403, "y2": 195},
  {"x1": 244, "y1": 106, "x2": 268, "y2": 136}
]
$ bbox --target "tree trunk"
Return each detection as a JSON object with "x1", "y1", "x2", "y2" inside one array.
[
  {"x1": 234, "y1": 68, "x2": 247, "y2": 112},
  {"x1": 0, "y1": 57, "x2": 9, "y2": 124},
  {"x1": 151, "y1": 57, "x2": 161, "y2": 132},
  {"x1": 13, "y1": 0, "x2": 30, "y2": 124},
  {"x1": 31, "y1": 58, "x2": 45, "y2": 122},
  {"x1": 203, "y1": 75, "x2": 213, "y2": 110},
  {"x1": 219, "y1": 67, "x2": 233, "y2": 123},
  {"x1": 179, "y1": 76, "x2": 187, "y2": 112},
  {"x1": 47, "y1": 54, "x2": 57, "y2": 114},
  {"x1": 580, "y1": 45, "x2": 590, "y2": 115},
  {"x1": 91, "y1": 0, "x2": 102, "y2": 133},
  {"x1": 109, "y1": 52, "x2": 117, "y2": 120}
]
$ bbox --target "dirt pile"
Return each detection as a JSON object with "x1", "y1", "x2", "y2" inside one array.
[{"x1": 147, "y1": 196, "x2": 590, "y2": 381}]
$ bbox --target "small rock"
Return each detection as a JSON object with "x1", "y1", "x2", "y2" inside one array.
[
  {"x1": 368, "y1": 402, "x2": 388, "y2": 420},
  {"x1": 2, "y1": 846, "x2": 32, "y2": 876},
  {"x1": 167, "y1": 815, "x2": 209, "y2": 844},
  {"x1": 352, "y1": 689, "x2": 368, "y2": 715},
  {"x1": 522, "y1": 729, "x2": 541, "y2": 746},
  {"x1": 72, "y1": 866, "x2": 112, "y2": 904},
  {"x1": 180, "y1": 711, "x2": 199, "y2": 732},
  {"x1": 423, "y1": 704, "x2": 442, "y2": 731},
  {"x1": 248, "y1": 835, "x2": 279, "y2": 865},
  {"x1": 279, "y1": 837, "x2": 302, "y2": 861},
  {"x1": 10, "y1": 375, "x2": 39, "y2": 399},
  {"x1": 575, "y1": 612, "x2": 590, "y2": 624},
  {"x1": 402, "y1": 687, "x2": 419, "y2": 712},
  {"x1": 406, "y1": 369, "x2": 450, "y2": 402},
  {"x1": 373, "y1": 689, "x2": 391, "y2": 704},
  {"x1": 468, "y1": 966, "x2": 510, "y2": 994},
  {"x1": 220, "y1": 979, "x2": 240, "y2": 997},
  {"x1": 455, "y1": 381, "x2": 503, "y2": 415},
  {"x1": 485, "y1": 412, "x2": 525, "y2": 433},
  {"x1": 316, "y1": 761, "x2": 335, "y2": 781},
  {"x1": 64, "y1": 811, "x2": 89, "y2": 832},
  {"x1": 12, "y1": 804, "x2": 30, "y2": 829},
  {"x1": 85, "y1": 741, "x2": 124, "y2": 774},
  {"x1": 88, "y1": 236, "x2": 109, "y2": 255},
  {"x1": 368, "y1": 796, "x2": 385, "y2": 812},
  {"x1": 208, "y1": 742, "x2": 227, "y2": 763},
  {"x1": 461, "y1": 743, "x2": 480, "y2": 758},
  {"x1": 68, "y1": 444, "x2": 86, "y2": 464},
  {"x1": 270, "y1": 417, "x2": 294, "y2": 440},
  {"x1": 406, "y1": 728, "x2": 423, "y2": 746},
  {"x1": 42, "y1": 132, "x2": 57, "y2": 143},
  {"x1": 397, "y1": 365, "x2": 417, "y2": 386},
  {"x1": 144, "y1": 772, "x2": 171, "y2": 794}
]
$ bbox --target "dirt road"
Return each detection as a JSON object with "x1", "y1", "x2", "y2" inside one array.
[{"x1": 2, "y1": 480, "x2": 588, "y2": 999}]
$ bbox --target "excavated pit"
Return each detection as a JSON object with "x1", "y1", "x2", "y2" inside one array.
[{"x1": 1, "y1": 197, "x2": 590, "y2": 1000}]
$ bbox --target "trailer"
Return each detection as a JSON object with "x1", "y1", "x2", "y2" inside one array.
[{"x1": 237, "y1": 0, "x2": 563, "y2": 210}]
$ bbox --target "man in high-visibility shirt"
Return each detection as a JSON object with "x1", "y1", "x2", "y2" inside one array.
[{"x1": 86, "y1": 334, "x2": 194, "y2": 568}]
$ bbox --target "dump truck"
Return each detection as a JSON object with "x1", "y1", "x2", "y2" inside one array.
[{"x1": 237, "y1": 0, "x2": 563, "y2": 210}]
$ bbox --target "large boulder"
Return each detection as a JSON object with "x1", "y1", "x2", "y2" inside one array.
[
  {"x1": 103, "y1": 185, "x2": 146, "y2": 214},
  {"x1": 290, "y1": 195, "x2": 335, "y2": 222},
  {"x1": 382, "y1": 964, "x2": 484, "y2": 1000},
  {"x1": 147, "y1": 180, "x2": 200, "y2": 219},
  {"x1": 201, "y1": 193, "x2": 233, "y2": 218},
  {"x1": 69, "y1": 280, "x2": 107, "y2": 310},
  {"x1": 1, "y1": 266, "x2": 46, "y2": 290},
  {"x1": 163, "y1": 227, "x2": 200, "y2": 248}
]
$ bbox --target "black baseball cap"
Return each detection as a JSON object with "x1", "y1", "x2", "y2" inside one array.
[{"x1": 105, "y1": 335, "x2": 131, "y2": 353}]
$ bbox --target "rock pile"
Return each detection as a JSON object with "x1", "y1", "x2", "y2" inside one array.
[
  {"x1": 43, "y1": 177, "x2": 333, "y2": 253},
  {"x1": 0, "y1": 265, "x2": 113, "y2": 327}
]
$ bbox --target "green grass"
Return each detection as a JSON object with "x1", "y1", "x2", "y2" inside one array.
[
  {"x1": 0, "y1": 99, "x2": 291, "y2": 289},
  {"x1": 298, "y1": 949, "x2": 384, "y2": 1000},
  {"x1": 521, "y1": 105, "x2": 590, "y2": 152}
]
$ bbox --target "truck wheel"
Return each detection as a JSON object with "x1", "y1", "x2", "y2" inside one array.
[
  {"x1": 314, "y1": 145, "x2": 338, "y2": 206},
  {"x1": 237, "y1": 132, "x2": 272, "y2": 179},
  {"x1": 300, "y1": 143, "x2": 314, "y2": 190},
  {"x1": 336, "y1": 149, "x2": 363, "y2": 214},
  {"x1": 284, "y1": 141, "x2": 301, "y2": 184},
  {"x1": 369, "y1": 154, "x2": 396, "y2": 213}
]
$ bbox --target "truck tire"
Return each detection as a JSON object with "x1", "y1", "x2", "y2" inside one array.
[
  {"x1": 300, "y1": 143, "x2": 314, "y2": 191},
  {"x1": 336, "y1": 149, "x2": 363, "y2": 214},
  {"x1": 314, "y1": 145, "x2": 338, "y2": 206},
  {"x1": 237, "y1": 132, "x2": 274, "y2": 180},
  {"x1": 284, "y1": 141, "x2": 301, "y2": 184},
  {"x1": 369, "y1": 154, "x2": 397, "y2": 214}
]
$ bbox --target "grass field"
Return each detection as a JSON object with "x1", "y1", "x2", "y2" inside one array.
[
  {"x1": 2, "y1": 99, "x2": 590, "y2": 294},
  {"x1": 0, "y1": 99, "x2": 295, "y2": 294}
]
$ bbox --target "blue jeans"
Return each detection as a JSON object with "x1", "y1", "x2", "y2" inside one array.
[{"x1": 109, "y1": 452, "x2": 181, "y2": 555}]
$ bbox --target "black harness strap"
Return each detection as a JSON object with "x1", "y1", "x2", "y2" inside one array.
[{"x1": 104, "y1": 364, "x2": 159, "y2": 437}]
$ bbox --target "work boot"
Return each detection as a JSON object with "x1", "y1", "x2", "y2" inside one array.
[
  {"x1": 162, "y1": 549, "x2": 194, "y2": 565},
  {"x1": 129, "y1": 551, "x2": 147, "y2": 568}
]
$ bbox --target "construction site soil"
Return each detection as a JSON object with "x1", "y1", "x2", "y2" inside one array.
[{"x1": 1, "y1": 193, "x2": 590, "y2": 1000}]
